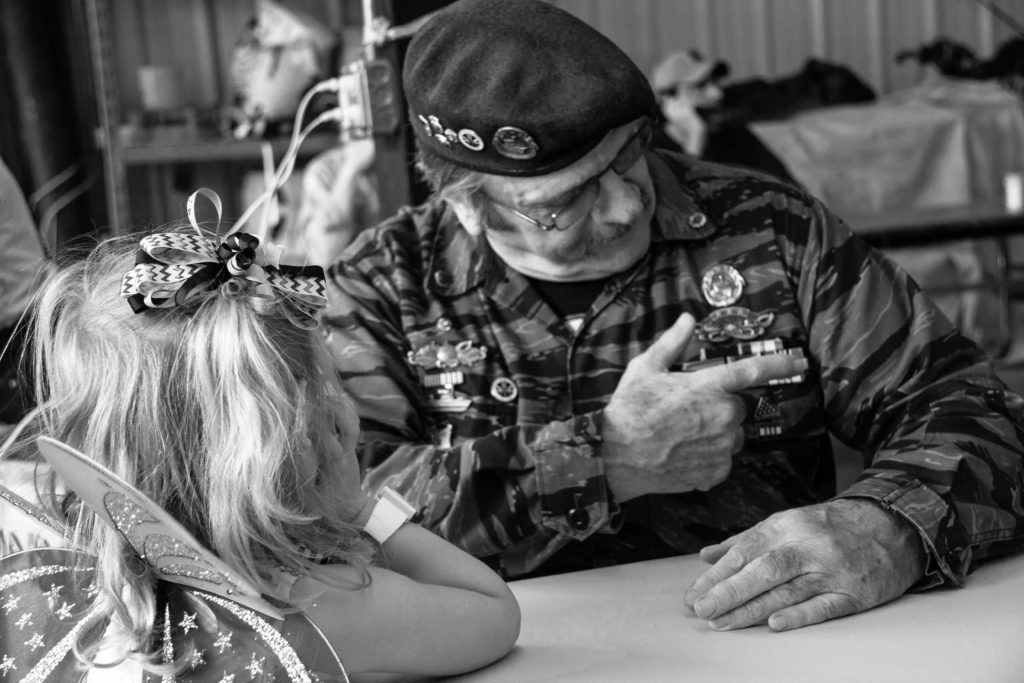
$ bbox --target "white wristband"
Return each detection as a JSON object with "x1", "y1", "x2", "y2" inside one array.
[{"x1": 364, "y1": 487, "x2": 415, "y2": 544}]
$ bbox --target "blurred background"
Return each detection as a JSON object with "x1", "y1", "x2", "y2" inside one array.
[{"x1": 4, "y1": 0, "x2": 1024, "y2": 373}]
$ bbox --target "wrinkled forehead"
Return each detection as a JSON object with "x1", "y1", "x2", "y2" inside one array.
[{"x1": 481, "y1": 118, "x2": 647, "y2": 205}]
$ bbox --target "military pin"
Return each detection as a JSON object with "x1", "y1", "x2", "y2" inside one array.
[
  {"x1": 701, "y1": 264, "x2": 745, "y2": 308},
  {"x1": 407, "y1": 339, "x2": 487, "y2": 413},
  {"x1": 458, "y1": 128, "x2": 484, "y2": 151},
  {"x1": 490, "y1": 377, "x2": 518, "y2": 403},
  {"x1": 421, "y1": 371, "x2": 472, "y2": 413},
  {"x1": 408, "y1": 339, "x2": 486, "y2": 371},
  {"x1": 695, "y1": 307, "x2": 775, "y2": 343},
  {"x1": 493, "y1": 126, "x2": 539, "y2": 160}
]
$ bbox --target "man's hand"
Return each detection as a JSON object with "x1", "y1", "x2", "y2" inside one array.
[
  {"x1": 684, "y1": 499, "x2": 927, "y2": 631},
  {"x1": 601, "y1": 313, "x2": 808, "y2": 502}
]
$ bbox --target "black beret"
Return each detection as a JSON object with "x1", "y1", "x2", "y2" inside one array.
[{"x1": 403, "y1": 0, "x2": 658, "y2": 177}]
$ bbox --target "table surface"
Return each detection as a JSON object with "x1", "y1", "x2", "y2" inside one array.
[{"x1": 445, "y1": 551, "x2": 1024, "y2": 683}]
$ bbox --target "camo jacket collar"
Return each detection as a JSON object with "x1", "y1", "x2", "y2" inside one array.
[{"x1": 427, "y1": 149, "x2": 719, "y2": 297}]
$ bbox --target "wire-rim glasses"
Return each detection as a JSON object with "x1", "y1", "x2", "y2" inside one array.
[{"x1": 497, "y1": 121, "x2": 652, "y2": 232}]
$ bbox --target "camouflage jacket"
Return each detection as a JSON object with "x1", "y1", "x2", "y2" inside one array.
[{"x1": 323, "y1": 149, "x2": 1024, "y2": 581}]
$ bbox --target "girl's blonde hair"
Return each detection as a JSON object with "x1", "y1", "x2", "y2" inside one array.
[{"x1": 23, "y1": 226, "x2": 372, "y2": 669}]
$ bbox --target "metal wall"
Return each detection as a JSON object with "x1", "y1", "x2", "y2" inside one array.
[{"x1": 552, "y1": 0, "x2": 1024, "y2": 95}]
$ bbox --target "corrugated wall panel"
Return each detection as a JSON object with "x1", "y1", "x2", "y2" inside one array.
[
  {"x1": 991, "y1": 0, "x2": 1024, "y2": 51},
  {"x1": 881, "y1": 0, "x2": 939, "y2": 93},
  {"x1": 647, "y1": 0, "x2": 713, "y2": 70},
  {"x1": 767, "y1": 0, "x2": 827, "y2": 75},
  {"x1": 822, "y1": 0, "x2": 879, "y2": 86},
  {"x1": 706, "y1": 0, "x2": 771, "y2": 80},
  {"x1": 113, "y1": 0, "x2": 1024, "y2": 102},
  {"x1": 552, "y1": 0, "x2": 1024, "y2": 95},
  {"x1": 937, "y1": 0, "x2": 986, "y2": 47}
]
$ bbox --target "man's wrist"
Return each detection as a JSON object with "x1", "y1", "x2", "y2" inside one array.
[{"x1": 833, "y1": 497, "x2": 927, "y2": 585}]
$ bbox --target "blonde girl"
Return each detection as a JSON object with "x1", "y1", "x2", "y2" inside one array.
[{"x1": 1, "y1": 221, "x2": 518, "y2": 680}]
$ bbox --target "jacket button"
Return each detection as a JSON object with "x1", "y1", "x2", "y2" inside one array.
[
  {"x1": 688, "y1": 212, "x2": 708, "y2": 228},
  {"x1": 433, "y1": 270, "x2": 451, "y2": 287},
  {"x1": 567, "y1": 506, "x2": 590, "y2": 530}
]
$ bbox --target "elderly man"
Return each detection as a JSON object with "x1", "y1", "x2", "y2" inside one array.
[{"x1": 323, "y1": 0, "x2": 1024, "y2": 632}]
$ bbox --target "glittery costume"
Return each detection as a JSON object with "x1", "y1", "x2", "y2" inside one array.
[{"x1": 0, "y1": 438, "x2": 349, "y2": 681}]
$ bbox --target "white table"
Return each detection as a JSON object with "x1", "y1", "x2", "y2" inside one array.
[{"x1": 447, "y1": 552, "x2": 1024, "y2": 683}]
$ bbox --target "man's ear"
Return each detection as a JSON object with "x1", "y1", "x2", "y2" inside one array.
[{"x1": 447, "y1": 197, "x2": 486, "y2": 237}]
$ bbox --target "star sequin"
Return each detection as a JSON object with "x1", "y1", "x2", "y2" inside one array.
[
  {"x1": 212, "y1": 630, "x2": 232, "y2": 654},
  {"x1": 187, "y1": 648, "x2": 206, "y2": 669},
  {"x1": 246, "y1": 654, "x2": 266, "y2": 677},
  {"x1": 44, "y1": 583, "x2": 63, "y2": 603},
  {"x1": 0, "y1": 655, "x2": 15, "y2": 675},
  {"x1": 14, "y1": 613, "x2": 31, "y2": 630},
  {"x1": 53, "y1": 601, "x2": 74, "y2": 620},
  {"x1": 1, "y1": 595, "x2": 20, "y2": 615},
  {"x1": 179, "y1": 611, "x2": 198, "y2": 634},
  {"x1": 24, "y1": 633, "x2": 45, "y2": 651}
]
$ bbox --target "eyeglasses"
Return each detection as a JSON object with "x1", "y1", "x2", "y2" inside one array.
[{"x1": 494, "y1": 121, "x2": 652, "y2": 232}]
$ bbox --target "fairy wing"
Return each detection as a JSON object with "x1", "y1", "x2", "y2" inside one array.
[
  {"x1": 26, "y1": 436, "x2": 350, "y2": 681},
  {"x1": 0, "y1": 547, "x2": 350, "y2": 682},
  {"x1": 35, "y1": 435, "x2": 281, "y2": 620}
]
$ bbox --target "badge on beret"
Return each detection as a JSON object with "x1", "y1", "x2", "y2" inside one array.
[
  {"x1": 493, "y1": 126, "x2": 538, "y2": 160},
  {"x1": 458, "y1": 129, "x2": 484, "y2": 151},
  {"x1": 701, "y1": 264, "x2": 745, "y2": 308},
  {"x1": 434, "y1": 128, "x2": 459, "y2": 147},
  {"x1": 695, "y1": 306, "x2": 774, "y2": 343}
]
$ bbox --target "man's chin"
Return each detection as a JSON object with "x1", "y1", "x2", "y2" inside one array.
[{"x1": 552, "y1": 230, "x2": 649, "y2": 280}]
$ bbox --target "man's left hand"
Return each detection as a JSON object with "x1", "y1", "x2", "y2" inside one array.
[{"x1": 683, "y1": 499, "x2": 926, "y2": 631}]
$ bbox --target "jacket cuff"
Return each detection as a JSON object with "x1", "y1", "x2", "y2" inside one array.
[
  {"x1": 533, "y1": 411, "x2": 613, "y2": 540},
  {"x1": 835, "y1": 471, "x2": 967, "y2": 589}
]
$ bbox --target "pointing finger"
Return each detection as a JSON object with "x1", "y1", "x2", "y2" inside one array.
[
  {"x1": 700, "y1": 353, "x2": 809, "y2": 394},
  {"x1": 641, "y1": 313, "x2": 697, "y2": 371}
]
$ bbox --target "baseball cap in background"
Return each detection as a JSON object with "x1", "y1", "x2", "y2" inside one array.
[
  {"x1": 402, "y1": 0, "x2": 658, "y2": 177},
  {"x1": 652, "y1": 50, "x2": 731, "y2": 93}
]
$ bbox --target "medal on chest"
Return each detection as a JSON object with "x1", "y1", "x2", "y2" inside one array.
[
  {"x1": 696, "y1": 264, "x2": 774, "y2": 343},
  {"x1": 407, "y1": 319, "x2": 487, "y2": 413}
]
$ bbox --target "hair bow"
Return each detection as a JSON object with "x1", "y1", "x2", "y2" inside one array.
[{"x1": 120, "y1": 189, "x2": 327, "y2": 329}]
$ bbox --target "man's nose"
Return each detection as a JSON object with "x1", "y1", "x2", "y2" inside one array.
[{"x1": 591, "y1": 169, "x2": 644, "y2": 225}]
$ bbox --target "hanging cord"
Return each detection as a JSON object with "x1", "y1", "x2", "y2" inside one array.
[
  {"x1": 232, "y1": 7, "x2": 439, "y2": 239},
  {"x1": 971, "y1": 0, "x2": 1024, "y2": 37},
  {"x1": 228, "y1": 78, "x2": 347, "y2": 236},
  {"x1": 28, "y1": 164, "x2": 80, "y2": 212},
  {"x1": 38, "y1": 171, "x2": 94, "y2": 257}
]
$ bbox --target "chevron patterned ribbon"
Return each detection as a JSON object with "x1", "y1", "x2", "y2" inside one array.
[{"x1": 120, "y1": 189, "x2": 327, "y2": 329}]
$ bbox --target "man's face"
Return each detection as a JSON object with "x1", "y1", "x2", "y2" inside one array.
[{"x1": 467, "y1": 118, "x2": 657, "y2": 281}]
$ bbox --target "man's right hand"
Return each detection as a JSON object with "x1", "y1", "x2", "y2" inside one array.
[{"x1": 601, "y1": 313, "x2": 809, "y2": 502}]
